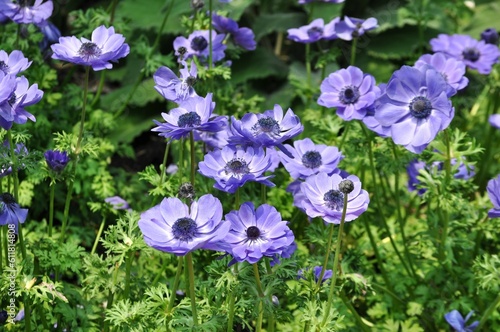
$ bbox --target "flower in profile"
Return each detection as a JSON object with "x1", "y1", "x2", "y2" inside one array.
[
  {"x1": 0, "y1": 50, "x2": 31, "y2": 75},
  {"x1": 0, "y1": 75, "x2": 43, "y2": 130},
  {"x1": 154, "y1": 61, "x2": 198, "y2": 104},
  {"x1": 361, "y1": 83, "x2": 391, "y2": 138},
  {"x1": 298, "y1": 266, "x2": 333, "y2": 284},
  {"x1": 487, "y1": 174, "x2": 500, "y2": 218},
  {"x1": 198, "y1": 145, "x2": 274, "y2": 193},
  {"x1": 0, "y1": 0, "x2": 53, "y2": 24},
  {"x1": 229, "y1": 104, "x2": 303, "y2": 150},
  {"x1": 300, "y1": 172, "x2": 369, "y2": 223},
  {"x1": 223, "y1": 202, "x2": 295, "y2": 265},
  {"x1": 0, "y1": 141, "x2": 28, "y2": 178},
  {"x1": 105, "y1": 196, "x2": 131, "y2": 211},
  {"x1": 444, "y1": 310, "x2": 479, "y2": 332},
  {"x1": 152, "y1": 93, "x2": 226, "y2": 140},
  {"x1": 318, "y1": 66, "x2": 379, "y2": 121},
  {"x1": 270, "y1": 241, "x2": 297, "y2": 267},
  {"x1": 36, "y1": 20, "x2": 61, "y2": 50},
  {"x1": 212, "y1": 13, "x2": 256, "y2": 50},
  {"x1": 278, "y1": 138, "x2": 343, "y2": 179},
  {"x1": 287, "y1": 18, "x2": 337, "y2": 43},
  {"x1": 44, "y1": 150, "x2": 69, "y2": 172},
  {"x1": 430, "y1": 34, "x2": 500, "y2": 75},
  {"x1": 480, "y1": 28, "x2": 499, "y2": 45},
  {"x1": 51, "y1": 25, "x2": 130, "y2": 71},
  {"x1": 415, "y1": 53, "x2": 469, "y2": 97},
  {"x1": 0, "y1": 193, "x2": 28, "y2": 234},
  {"x1": 489, "y1": 114, "x2": 500, "y2": 129},
  {"x1": 335, "y1": 16, "x2": 378, "y2": 40},
  {"x1": 138, "y1": 194, "x2": 230, "y2": 255},
  {"x1": 173, "y1": 30, "x2": 226, "y2": 63},
  {"x1": 374, "y1": 65, "x2": 453, "y2": 154}
]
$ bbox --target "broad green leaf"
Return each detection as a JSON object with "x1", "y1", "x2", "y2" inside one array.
[
  {"x1": 252, "y1": 13, "x2": 307, "y2": 40},
  {"x1": 231, "y1": 48, "x2": 288, "y2": 85}
]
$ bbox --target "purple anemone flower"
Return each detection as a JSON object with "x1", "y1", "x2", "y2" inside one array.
[
  {"x1": 361, "y1": 83, "x2": 391, "y2": 137},
  {"x1": 0, "y1": 141, "x2": 28, "y2": 178},
  {"x1": 487, "y1": 174, "x2": 500, "y2": 218},
  {"x1": 0, "y1": 0, "x2": 53, "y2": 24},
  {"x1": 335, "y1": 16, "x2": 378, "y2": 41},
  {"x1": 193, "y1": 116, "x2": 230, "y2": 150},
  {"x1": 152, "y1": 93, "x2": 226, "y2": 141},
  {"x1": 154, "y1": 61, "x2": 198, "y2": 104},
  {"x1": 270, "y1": 241, "x2": 297, "y2": 267},
  {"x1": 318, "y1": 66, "x2": 379, "y2": 121},
  {"x1": 0, "y1": 74, "x2": 42, "y2": 130},
  {"x1": 105, "y1": 196, "x2": 131, "y2": 211},
  {"x1": 278, "y1": 138, "x2": 343, "y2": 179},
  {"x1": 489, "y1": 114, "x2": 500, "y2": 129},
  {"x1": 415, "y1": 53, "x2": 469, "y2": 97},
  {"x1": 223, "y1": 202, "x2": 295, "y2": 265},
  {"x1": 36, "y1": 20, "x2": 61, "y2": 50},
  {"x1": 51, "y1": 25, "x2": 130, "y2": 71},
  {"x1": 44, "y1": 150, "x2": 69, "y2": 172},
  {"x1": 444, "y1": 310, "x2": 479, "y2": 332},
  {"x1": 430, "y1": 34, "x2": 500, "y2": 75},
  {"x1": 174, "y1": 30, "x2": 226, "y2": 63},
  {"x1": 0, "y1": 50, "x2": 31, "y2": 75},
  {"x1": 300, "y1": 172, "x2": 369, "y2": 223},
  {"x1": 229, "y1": 104, "x2": 303, "y2": 150},
  {"x1": 138, "y1": 194, "x2": 230, "y2": 256},
  {"x1": 298, "y1": 266, "x2": 333, "y2": 284},
  {"x1": 212, "y1": 14, "x2": 257, "y2": 51},
  {"x1": 480, "y1": 28, "x2": 499, "y2": 45},
  {"x1": 0, "y1": 193, "x2": 28, "y2": 234},
  {"x1": 374, "y1": 65, "x2": 454, "y2": 154},
  {"x1": 287, "y1": 18, "x2": 337, "y2": 43},
  {"x1": 198, "y1": 145, "x2": 274, "y2": 193}
]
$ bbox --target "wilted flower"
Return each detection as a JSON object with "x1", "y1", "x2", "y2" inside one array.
[
  {"x1": 0, "y1": 192, "x2": 28, "y2": 234},
  {"x1": 278, "y1": 138, "x2": 343, "y2": 179},
  {"x1": 335, "y1": 16, "x2": 378, "y2": 40},
  {"x1": 0, "y1": 0, "x2": 53, "y2": 24},
  {"x1": 444, "y1": 310, "x2": 479, "y2": 332},
  {"x1": 415, "y1": 53, "x2": 469, "y2": 97},
  {"x1": 51, "y1": 25, "x2": 130, "y2": 71},
  {"x1": 374, "y1": 65, "x2": 454, "y2": 154},
  {"x1": 0, "y1": 50, "x2": 31, "y2": 75},
  {"x1": 105, "y1": 196, "x2": 131, "y2": 211},
  {"x1": 173, "y1": 30, "x2": 226, "y2": 63},
  {"x1": 151, "y1": 93, "x2": 226, "y2": 140},
  {"x1": 480, "y1": 28, "x2": 499, "y2": 45},
  {"x1": 198, "y1": 145, "x2": 274, "y2": 193},
  {"x1": 154, "y1": 61, "x2": 198, "y2": 104},
  {"x1": 138, "y1": 194, "x2": 230, "y2": 255},
  {"x1": 318, "y1": 66, "x2": 379, "y2": 121},
  {"x1": 287, "y1": 18, "x2": 338, "y2": 43},
  {"x1": 300, "y1": 172, "x2": 369, "y2": 223},
  {"x1": 44, "y1": 150, "x2": 69, "y2": 172},
  {"x1": 487, "y1": 174, "x2": 500, "y2": 218},
  {"x1": 430, "y1": 34, "x2": 500, "y2": 75},
  {"x1": 229, "y1": 104, "x2": 303, "y2": 150},
  {"x1": 223, "y1": 202, "x2": 295, "y2": 265}
]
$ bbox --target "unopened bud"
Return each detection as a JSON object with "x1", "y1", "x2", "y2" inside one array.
[{"x1": 339, "y1": 179, "x2": 354, "y2": 194}]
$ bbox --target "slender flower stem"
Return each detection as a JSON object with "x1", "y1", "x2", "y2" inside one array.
[
  {"x1": 90, "y1": 71, "x2": 106, "y2": 108},
  {"x1": 153, "y1": 140, "x2": 170, "y2": 206},
  {"x1": 91, "y1": 216, "x2": 106, "y2": 255},
  {"x1": 439, "y1": 129, "x2": 452, "y2": 261},
  {"x1": 48, "y1": 182, "x2": 55, "y2": 237},
  {"x1": 350, "y1": 38, "x2": 358, "y2": 66},
  {"x1": 186, "y1": 252, "x2": 199, "y2": 326},
  {"x1": 226, "y1": 263, "x2": 238, "y2": 332},
  {"x1": 60, "y1": 66, "x2": 91, "y2": 243},
  {"x1": 477, "y1": 293, "x2": 500, "y2": 331},
  {"x1": 253, "y1": 263, "x2": 265, "y2": 332},
  {"x1": 265, "y1": 258, "x2": 275, "y2": 332},
  {"x1": 315, "y1": 223, "x2": 335, "y2": 292},
  {"x1": 305, "y1": 43, "x2": 312, "y2": 87},
  {"x1": 260, "y1": 183, "x2": 267, "y2": 205},
  {"x1": 340, "y1": 291, "x2": 371, "y2": 332},
  {"x1": 208, "y1": 0, "x2": 213, "y2": 69},
  {"x1": 123, "y1": 250, "x2": 134, "y2": 299},
  {"x1": 189, "y1": 132, "x2": 196, "y2": 185},
  {"x1": 166, "y1": 256, "x2": 184, "y2": 330},
  {"x1": 320, "y1": 194, "x2": 348, "y2": 328},
  {"x1": 0, "y1": 223, "x2": 3, "y2": 273},
  {"x1": 256, "y1": 301, "x2": 264, "y2": 332}
]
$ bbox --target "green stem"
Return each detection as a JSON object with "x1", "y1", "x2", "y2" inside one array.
[
  {"x1": 103, "y1": 290, "x2": 114, "y2": 332},
  {"x1": 340, "y1": 291, "x2": 370, "y2": 332},
  {"x1": 186, "y1": 253, "x2": 199, "y2": 326},
  {"x1": 226, "y1": 264, "x2": 238, "y2": 332},
  {"x1": 152, "y1": 140, "x2": 170, "y2": 206},
  {"x1": 208, "y1": 0, "x2": 213, "y2": 69},
  {"x1": 305, "y1": 43, "x2": 311, "y2": 87},
  {"x1": 265, "y1": 258, "x2": 275, "y2": 332},
  {"x1": 320, "y1": 194, "x2": 348, "y2": 328},
  {"x1": 0, "y1": 221, "x2": 3, "y2": 274},
  {"x1": 90, "y1": 71, "x2": 106, "y2": 108},
  {"x1": 189, "y1": 132, "x2": 196, "y2": 186},
  {"x1": 166, "y1": 256, "x2": 184, "y2": 329},
  {"x1": 253, "y1": 263, "x2": 264, "y2": 332},
  {"x1": 91, "y1": 216, "x2": 106, "y2": 255},
  {"x1": 123, "y1": 250, "x2": 134, "y2": 299},
  {"x1": 438, "y1": 129, "x2": 452, "y2": 261},
  {"x1": 371, "y1": 282, "x2": 405, "y2": 306},
  {"x1": 260, "y1": 183, "x2": 267, "y2": 205},
  {"x1": 23, "y1": 296, "x2": 32, "y2": 332},
  {"x1": 477, "y1": 293, "x2": 500, "y2": 331},
  {"x1": 315, "y1": 223, "x2": 335, "y2": 292},
  {"x1": 350, "y1": 38, "x2": 358, "y2": 66},
  {"x1": 48, "y1": 182, "x2": 55, "y2": 237}
]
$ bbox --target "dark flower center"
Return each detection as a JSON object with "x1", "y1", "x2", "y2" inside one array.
[
  {"x1": 1, "y1": 193, "x2": 16, "y2": 205},
  {"x1": 339, "y1": 86, "x2": 360, "y2": 104},
  {"x1": 185, "y1": 76, "x2": 197, "y2": 87},
  {"x1": 172, "y1": 217, "x2": 197, "y2": 242},
  {"x1": 301, "y1": 151, "x2": 322, "y2": 169},
  {"x1": 323, "y1": 189, "x2": 344, "y2": 211},
  {"x1": 177, "y1": 112, "x2": 201, "y2": 127},
  {"x1": 7, "y1": 93, "x2": 16, "y2": 106},
  {"x1": 307, "y1": 27, "x2": 323, "y2": 39},
  {"x1": 0, "y1": 61, "x2": 8, "y2": 74},
  {"x1": 224, "y1": 158, "x2": 250, "y2": 176},
  {"x1": 78, "y1": 42, "x2": 102, "y2": 62},
  {"x1": 178, "y1": 46, "x2": 188, "y2": 56},
  {"x1": 462, "y1": 47, "x2": 480, "y2": 62},
  {"x1": 246, "y1": 226, "x2": 261, "y2": 240},
  {"x1": 252, "y1": 117, "x2": 281, "y2": 136},
  {"x1": 409, "y1": 96, "x2": 432, "y2": 119},
  {"x1": 191, "y1": 36, "x2": 208, "y2": 52}
]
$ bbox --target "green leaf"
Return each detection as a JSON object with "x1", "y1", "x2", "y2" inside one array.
[
  {"x1": 227, "y1": 0, "x2": 258, "y2": 21},
  {"x1": 463, "y1": 2, "x2": 500, "y2": 38},
  {"x1": 252, "y1": 13, "x2": 307, "y2": 40},
  {"x1": 231, "y1": 48, "x2": 288, "y2": 85}
]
